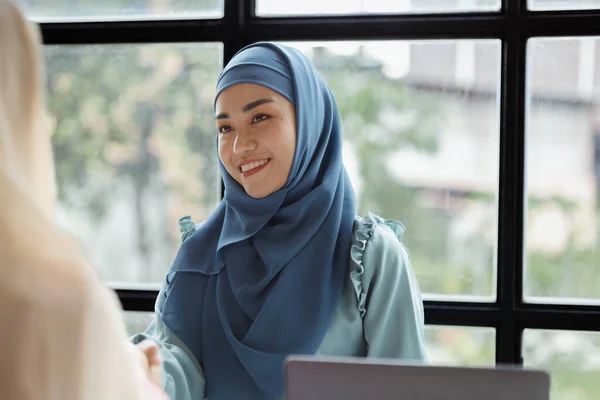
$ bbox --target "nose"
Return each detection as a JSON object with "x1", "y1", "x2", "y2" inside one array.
[{"x1": 233, "y1": 129, "x2": 257, "y2": 155}]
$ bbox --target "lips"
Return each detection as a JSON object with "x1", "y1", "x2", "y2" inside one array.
[
  {"x1": 238, "y1": 158, "x2": 271, "y2": 178},
  {"x1": 240, "y1": 158, "x2": 270, "y2": 173}
]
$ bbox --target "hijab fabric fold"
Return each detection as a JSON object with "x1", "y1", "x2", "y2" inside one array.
[{"x1": 162, "y1": 42, "x2": 356, "y2": 399}]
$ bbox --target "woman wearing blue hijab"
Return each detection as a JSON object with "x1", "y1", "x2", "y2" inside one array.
[{"x1": 132, "y1": 42, "x2": 428, "y2": 400}]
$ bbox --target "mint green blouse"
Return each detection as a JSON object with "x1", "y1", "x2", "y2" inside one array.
[{"x1": 131, "y1": 213, "x2": 429, "y2": 399}]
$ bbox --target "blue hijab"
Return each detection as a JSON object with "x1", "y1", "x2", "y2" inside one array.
[{"x1": 161, "y1": 42, "x2": 356, "y2": 399}]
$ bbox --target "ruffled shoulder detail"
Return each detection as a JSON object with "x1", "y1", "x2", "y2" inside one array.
[
  {"x1": 178, "y1": 216, "x2": 206, "y2": 243},
  {"x1": 179, "y1": 216, "x2": 197, "y2": 243},
  {"x1": 349, "y1": 212, "x2": 406, "y2": 317}
]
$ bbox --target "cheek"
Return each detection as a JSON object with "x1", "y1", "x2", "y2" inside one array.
[
  {"x1": 283, "y1": 123, "x2": 297, "y2": 165},
  {"x1": 217, "y1": 137, "x2": 230, "y2": 163},
  {"x1": 267, "y1": 123, "x2": 295, "y2": 182},
  {"x1": 218, "y1": 137, "x2": 238, "y2": 175}
]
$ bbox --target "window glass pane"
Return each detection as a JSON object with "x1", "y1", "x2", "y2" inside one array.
[
  {"x1": 123, "y1": 311, "x2": 156, "y2": 336},
  {"x1": 525, "y1": 37, "x2": 600, "y2": 305},
  {"x1": 257, "y1": 0, "x2": 500, "y2": 16},
  {"x1": 48, "y1": 43, "x2": 223, "y2": 288},
  {"x1": 281, "y1": 40, "x2": 501, "y2": 301},
  {"x1": 425, "y1": 325, "x2": 495, "y2": 365},
  {"x1": 529, "y1": 0, "x2": 600, "y2": 11},
  {"x1": 16, "y1": 0, "x2": 223, "y2": 22},
  {"x1": 524, "y1": 329, "x2": 600, "y2": 400}
]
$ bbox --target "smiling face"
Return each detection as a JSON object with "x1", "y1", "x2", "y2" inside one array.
[{"x1": 215, "y1": 83, "x2": 297, "y2": 199}]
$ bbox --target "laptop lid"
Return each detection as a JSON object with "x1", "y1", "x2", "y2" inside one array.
[{"x1": 285, "y1": 355, "x2": 550, "y2": 400}]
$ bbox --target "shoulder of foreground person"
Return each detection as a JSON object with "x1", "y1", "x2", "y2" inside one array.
[{"x1": 0, "y1": 218, "x2": 156, "y2": 399}]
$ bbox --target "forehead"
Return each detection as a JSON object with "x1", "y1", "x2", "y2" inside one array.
[{"x1": 215, "y1": 83, "x2": 286, "y2": 111}]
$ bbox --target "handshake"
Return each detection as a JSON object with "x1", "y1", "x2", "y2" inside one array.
[{"x1": 129, "y1": 339, "x2": 170, "y2": 399}]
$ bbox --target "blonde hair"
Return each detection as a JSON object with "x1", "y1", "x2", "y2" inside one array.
[{"x1": 0, "y1": 0, "x2": 55, "y2": 216}]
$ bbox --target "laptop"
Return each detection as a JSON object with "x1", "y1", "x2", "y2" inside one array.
[{"x1": 285, "y1": 355, "x2": 550, "y2": 400}]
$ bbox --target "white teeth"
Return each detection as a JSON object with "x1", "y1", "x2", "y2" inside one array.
[{"x1": 241, "y1": 159, "x2": 269, "y2": 172}]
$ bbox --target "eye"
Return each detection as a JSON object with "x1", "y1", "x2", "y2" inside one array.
[
  {"x1": 218, "y1": 125, "x2": 232, "y2": 134},
  {"x1": 252, "y1": 114, "x2": 270, "y2": 124}
]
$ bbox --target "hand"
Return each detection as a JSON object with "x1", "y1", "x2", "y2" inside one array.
[{"x1": 129, "y1": 339, "x2": 164, "y2": 389}]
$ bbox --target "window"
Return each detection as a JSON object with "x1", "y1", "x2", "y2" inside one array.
[
  {"x1": 124, "y1": 311, "x2": 156, "y2": 336},
  {"x1": 256, "y1": 0, "x2": 500, "y2": 17},
  {"x1": 17, "y1": 0, "x2": 224, "y2": 22},
  {"x1": 523, "y1": 330, "x2": 600, "y2": 399},
  {"x1": 529, "y1": 0, "x2": 600, "y2": 11},
  {"x1": 48, "y1": 43, "x2": 223, "y2": 288},
  {"x1": 426, "y1": 325, "x2": 496, "y2": 365},
  {"x1": 280, "y1": 40, "x2": 501, "y2": 301},
  {"x1": 525, "y1": 37, "x2": 600, "y2": 305},
  {"x1": 40, "y1": 0, "x2": 600, "y2": 392}
]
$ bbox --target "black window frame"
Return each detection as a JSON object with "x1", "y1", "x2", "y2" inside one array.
[{"x1": 40, "y1": 0, "x2": 600, "y2": 366}]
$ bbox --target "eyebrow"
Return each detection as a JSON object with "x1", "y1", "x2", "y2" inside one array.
[{"x1": 215, "y1": 98, "x2": 275, "y2": 120}]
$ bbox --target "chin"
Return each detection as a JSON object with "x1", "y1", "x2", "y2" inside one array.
[
  {"x1": 245, "y1": 187, "x2": 272, "y2": 199},
  {"x1": 243, "y1": 183, "x2": 284, "y2": 199}
]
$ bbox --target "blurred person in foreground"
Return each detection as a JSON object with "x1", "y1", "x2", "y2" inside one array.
[{"x1": 0, "y1": 0, "x2": 168, "y2": 398}]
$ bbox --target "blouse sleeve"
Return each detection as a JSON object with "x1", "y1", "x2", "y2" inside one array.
[
  {"x1": 352, "y1": 213, "x2": 429, "y2": 362},
  {"x1": 130, "y1": 282, "x2": 206, "y2": 400}
]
